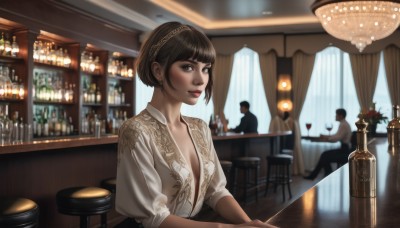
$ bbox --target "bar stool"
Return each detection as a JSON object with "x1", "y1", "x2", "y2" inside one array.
[
  {"x1": 0, "y1": 197, "x2": 39, "y2": 228},
  {"x1": 56, "y1": 186, "x2": 112, "y2": 228},
  {"x1": 265, "y1": 154, "x2": 293, "y2": 202},
  {"x1": 101, "y1": 177, "x2": 116, "y2": 193},
  {"x1": 232, "y1": 157, "x2": 260, "y2": 204},
  {"x1": 219, "y1": 160, "x2": 233, "y2": 191}
]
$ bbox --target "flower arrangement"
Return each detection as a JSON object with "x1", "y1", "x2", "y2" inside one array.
[{"x1": 358, "y1": 103, "x2": 388, "y2": 126}]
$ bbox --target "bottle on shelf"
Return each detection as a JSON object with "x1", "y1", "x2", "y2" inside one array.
[
  {"x1": 11, "y1": 111, "x2": 19, "y2": 143},
  {"x1": 387, "y1": 105, "x2": 400, "y2": 149},
  {"x1": 3, "y1": 34, "x2": 11, "y2": 56},
  {"x1": 11, "y1": 36, "x2": 19, "y2": 57},
  {"x1": 96, "y1": 86, "x2": 101, "y2": 104},
  {"x1": 0, "y1": 104, "x2": 13, "y2": 145},
  {"x1": 63, "y1": 49, "x2": 71, "y2": 67},
  {"x1": 94, "y1": 114, "x2": 101, "y2": 138},
  {"x1": 0, "y1": 32, "x2": 5, "y2": 55},
  {"x1": 348, "y1": 117, "x2": 376, "y2": 198}
]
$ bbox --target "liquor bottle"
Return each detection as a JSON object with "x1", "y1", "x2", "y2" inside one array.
[
  {"x1": 43, "y1": 107, "x2": 49, "y2": 137},
  {"x1": 96, "y1": 86, "x2": 101, "y2": 104},
  {"x1": 11, "y1": 36, "x2": 19, "y2": 57},
  {"x1": 3, "y1": 34, "x2": 11, "y2": 56},
  {"x1": 349, "y1": 118, "x2": 376, "y2": 198},
  {"x1": 94, "y1": 114, "x2": 101, "y2": 138},
  {"x1": 0, "y1": 104, "x2": 13, "y2": 144},
  {"x1": 387, "y1": 105, "x2": 400, "y2": 149},
  {"x1": 0, "y1": 32, "x2": 5, "y2": 55}
]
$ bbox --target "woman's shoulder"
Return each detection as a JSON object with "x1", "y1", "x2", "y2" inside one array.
[
  {"x1": 120, "y1": 110, "x2": 153, "y2": 133},
  {"x1": 182, "y1": 115, "x2": 208, "y2": 129}
]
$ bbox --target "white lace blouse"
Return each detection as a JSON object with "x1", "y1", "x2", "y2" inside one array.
[{"x1": 116, "y1": 104, "x2": 231, "y2": 227}]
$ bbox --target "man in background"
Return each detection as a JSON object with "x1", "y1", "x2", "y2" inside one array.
[
  {"x1": 230, "y1": 101, "x2": 258, "y2": 133},
  {"x1": 304, "y1": 108, "x2": 352, "y2": 180}
]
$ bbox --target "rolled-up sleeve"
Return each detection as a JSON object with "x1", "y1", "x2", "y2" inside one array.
[{"x1": 116, "y1": 122, "x2": 170, "y2": 227}]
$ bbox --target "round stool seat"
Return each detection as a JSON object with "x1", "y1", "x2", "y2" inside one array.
[
  {"x1": 0, "y1": 197, "x2": 39, "y2": 227},
  {"x1": 56, "y1": 186, "x2": 112, "y2": 216},
  {"x1": 267, "y1": 154, "x2": 293, "y2": 165},
  {"x1": 220, "y1": 160, "x2": 233, "y2": 171},
  {"x1": 101, "y1": 178, "x2": 116, "y2": 193},
  {"x1": 233, "y1": 157, "x2": 261, "y2": 168}
]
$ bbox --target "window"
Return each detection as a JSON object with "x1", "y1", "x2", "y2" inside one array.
[
  {"x1": 300, "y1": 47, "x2": 359, "y2": 136},
  {"x1": 223, "y1": 47, "x2": 270, "y2": 133},
  {"x1": 373, "y1": 53, "x2": 391, "y2": 133}
]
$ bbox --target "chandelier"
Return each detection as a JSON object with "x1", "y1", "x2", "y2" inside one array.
[{"x1": 311, "y1": 0, "x2": 400, "y2": 52}]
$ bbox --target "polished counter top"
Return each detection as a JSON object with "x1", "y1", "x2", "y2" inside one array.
[
  {"x1": 267, "y1": 137, "x2": 400, "y2": 227},
  {"x1": 0, "y1": 135, "x2": 119, "y2": 155},
  {"x1": 212, "y1": 131, "x2": 291, "y2": 141},
  {"x1": 0, "y1": 131, "x2": 291, "y2": 155}
]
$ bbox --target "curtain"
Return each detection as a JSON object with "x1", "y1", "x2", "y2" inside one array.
[
  {"x1": 258, "y1": 51, "x2": 279, "y2": 132},
  {"x1": 212, "y1": 54, "x2": 234, "y2": 117},
  {"x1": 349, "y1": 53, "x2": 380, "y2": 111},
  {"x1": 300, "y1": 47, "x2": 360, "y2": 171},
  {"x1": 223, "y1": 48, "x2": 270, "y2": 133},
  {"x1": 291, "y1": 51, "x2": 316, "y2": 175},
  {"x1": 383, "y1": 45, "x2": 400, "y2": 106}
]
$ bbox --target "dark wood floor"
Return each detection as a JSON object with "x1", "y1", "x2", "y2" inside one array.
[{"x1": 196, "y1": 174, "x2": 324, "y2": 223}]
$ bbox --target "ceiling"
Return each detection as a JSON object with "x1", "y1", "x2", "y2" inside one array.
[{"x1": 57, "y1": 0, "x2": 324, "y2": 37}]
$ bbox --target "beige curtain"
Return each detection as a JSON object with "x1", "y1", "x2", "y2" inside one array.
[
  {"x1": 383, "y1": 45, "x2": 400, "y2": 105},
  {"x1": 258, "y1": 50, "x2": 279, "y2": 132},
  {"x1": 291, "y1": 51, "x2": 316, "y2": 175},
  {"x1": 349, "y1": 53, "x2": 380, "y2": 111},
  {"x1": 212, "y1": 54, "x2": 234, "y2": 116}
]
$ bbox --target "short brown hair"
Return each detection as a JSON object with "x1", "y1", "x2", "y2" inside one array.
[{"x1": 136, "y1": 21, "x2": 215, "y2": 103}]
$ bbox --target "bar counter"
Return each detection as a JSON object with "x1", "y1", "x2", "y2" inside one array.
[
  {"x1": 0, "y1": 135, "x2": 119, "y2": 155},
  {"x1": 267, "y1": 137, "x2": 399, "y2": 227},
  {"x1": 0, "y1": 131, "x2": 289, "y2": 227}
]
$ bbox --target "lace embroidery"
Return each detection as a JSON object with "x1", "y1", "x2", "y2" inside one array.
[
  {"x1": 118, "y1": 111, "x2": 216, "y2": 211},
  {"x1": 141, "y1": 110, "x2": 193, "y2": 206},
  {"x1": 187, "y1": 118, "x2": 215, "y2": 200}
]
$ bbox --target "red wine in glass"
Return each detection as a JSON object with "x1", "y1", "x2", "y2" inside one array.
[
  {"x1": 306, "y1": 123, "x2": 312, "y2": 136},
  {"x1": 325, "y1": 123, "x2": 333, "y2": 135}
]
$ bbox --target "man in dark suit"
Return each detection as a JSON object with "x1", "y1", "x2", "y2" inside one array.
[{"x1": 230, "y1": 101, "x2": 258, "y2": 133}]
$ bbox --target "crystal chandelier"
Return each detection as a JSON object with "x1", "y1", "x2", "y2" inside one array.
[{"x1": 311, "y1": 0, "x2": 400, "y2": 52}]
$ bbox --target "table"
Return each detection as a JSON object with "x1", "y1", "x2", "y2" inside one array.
[
  {"x1": 266, "y1": 137, "x2": 400, "y2": 227},
  {"x1": 212, "y1": 131, "x2": 292, "y2": 156}
]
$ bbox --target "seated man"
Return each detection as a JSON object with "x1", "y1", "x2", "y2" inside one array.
[
  {"x1": 230, "y1": 101, "x2": 258, "y2": 133},
  {"x1": 304, "y1": 108, "x2": 352, "y2": 180}
]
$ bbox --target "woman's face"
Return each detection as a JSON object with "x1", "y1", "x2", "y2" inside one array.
[{"x1": 163, "y1": 59, "x2": 211, "y2": 105}]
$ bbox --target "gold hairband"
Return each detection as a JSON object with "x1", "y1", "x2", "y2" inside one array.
[{"x1": 150, "y1": 25, "x2": 191, "y2": 61}]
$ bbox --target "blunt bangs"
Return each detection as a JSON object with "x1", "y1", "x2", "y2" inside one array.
[{"x1": 157, "y1": 29, "x2": 215, "y2": 65}]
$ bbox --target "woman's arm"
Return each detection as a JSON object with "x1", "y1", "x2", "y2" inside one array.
[
  {"x1": 159, "y1": 212, "x2": 274, "y2": 228},
  {"x1": 214, "y1": 196, "x2": 251, "y2": 224}
]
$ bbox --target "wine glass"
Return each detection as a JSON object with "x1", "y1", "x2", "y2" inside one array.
[
  {"x1": 325, "y1": 123, "x2": 333, "y2": 135},
  {"x1": 305, "y1": 123, "x2": 312, "y2": 136}
]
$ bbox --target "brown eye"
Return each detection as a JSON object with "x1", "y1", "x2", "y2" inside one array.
[
  {"x1": 203, "y1": 67, "x2": 211, "y2": 74},
  {"x1": 181, "y1": 64, "x2": 193, "y2": 71}
]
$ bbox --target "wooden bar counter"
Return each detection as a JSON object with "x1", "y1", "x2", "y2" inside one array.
[
  {"x1": 0, "y1": 135, "x2": 120, "y2": 228},
  {"x1": 267, "y1": 137, "x2": 400, "y2": 227},
  {"x1": 0, "y1": 131, "x2": 290, "y2": 227}
]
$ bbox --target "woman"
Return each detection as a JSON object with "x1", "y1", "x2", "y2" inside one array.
[{"x1": 116, "y1": 22, "x2": 274, "y2": 228}]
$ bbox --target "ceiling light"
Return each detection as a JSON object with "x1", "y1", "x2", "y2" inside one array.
[{"x1": 311, "y1": 0, "x2": 400, "y2": 52}]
